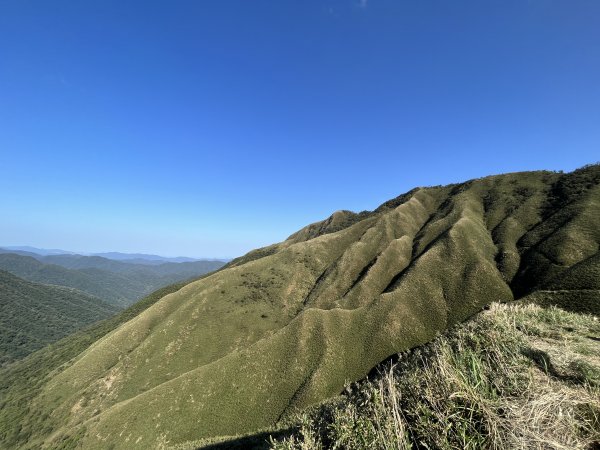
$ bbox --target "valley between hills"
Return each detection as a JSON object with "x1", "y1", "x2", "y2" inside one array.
[
  {"x1": 0, "y1": 252, "x2": 226, "y2": 367},
  {"x1": 0, "y1": 164, "x2": 599, "y2": 449}
]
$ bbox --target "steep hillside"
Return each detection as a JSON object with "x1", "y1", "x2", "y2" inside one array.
[
  {"x1": 1, "y1": 165, "x2": 598, "y2": 449},
  {"x1": 0, "y1": 270, "x2": 118, "y2": 365},
  {"x1": 270, "y1": 302, "x2": 600, "y2": 450},
  {"x1": 0, "y1": 253, "x2": 225, "y2": 308},
  {"x1": 0, "y1": 280, "x2": 192, "y2": 448}
]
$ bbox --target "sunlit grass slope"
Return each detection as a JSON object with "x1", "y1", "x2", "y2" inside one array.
[
  {"x1": 270, "y1": 302, "x2": 600, "y2": 450},
  {"x1": 0, "y1": 280, "x2": 191, "y2": 448},
  {"x1": 1, "y1": 165, "x2": 598, "y2": 449}
]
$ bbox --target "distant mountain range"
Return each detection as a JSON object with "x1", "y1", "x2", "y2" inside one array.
[
  {"x1": 0, "y1": 251, "x2": 226, "y2": 308},
  {"x1": 92, "y1": 252, "x2": 202, "y2": 264},
  {"x1": 0, "y1": 246, "x2": 78, "y2": 256},
  {"x1": 0, "y1": 248, "x2": 227, "y2": 366},
  {"x1": 0, "y1": 246, "x2": 226, "y2": 264}
]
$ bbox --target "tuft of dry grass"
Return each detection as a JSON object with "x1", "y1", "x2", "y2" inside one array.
[{"x1": 271, "y1": 303, "x2": 600, "y2": 450}]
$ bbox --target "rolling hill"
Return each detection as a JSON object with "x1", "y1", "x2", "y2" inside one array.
[
  {"x1": 0, "y1": 165, "x2": 598, "y2": 449},
  {"x1": 0, "y1": 270, "x2": 118, "y2": 366},
  {"x1": 0, "y1": 253, "x2": 225, "y2": 308}
]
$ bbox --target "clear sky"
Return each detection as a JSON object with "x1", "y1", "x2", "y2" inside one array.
[{"x1": 1, "y1": 1, "x2": 599, "y2": 258}]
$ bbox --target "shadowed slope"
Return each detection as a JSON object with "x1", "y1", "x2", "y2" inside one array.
[{"x1": 2, "y1": 165, "x2": 599, "y2": 449}]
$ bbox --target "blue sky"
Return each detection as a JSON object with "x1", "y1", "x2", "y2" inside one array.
[{"x1": 1, "y1": 1, "x2": 599, "y2": 258}]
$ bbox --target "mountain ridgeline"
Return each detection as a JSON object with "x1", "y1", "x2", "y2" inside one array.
[{"x1": 1, "y1": 165, "x2": 598, "y2": 449}]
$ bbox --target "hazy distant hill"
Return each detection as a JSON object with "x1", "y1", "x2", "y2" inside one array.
[
  {"x1": 0, "y1": 270, "x2": 118, "y2": 365},
  {"x1": 92, "y1": 251, "x2": 203, "y2": 263},
  {"x1": 0, "y1": 165, "x2": 598, "y2": 449},
  {"x1": 0, "y1": 253, "x2": 225, "y2": 308},
  {"x1": 0, "y1": 247, "x2": 225, "y2": 264},
  {"x1": 39, "y1": 253, "x2": 225, "y2": 277},
  {"x1": 0, "y1": 247, "x2": 204, "y2": 263},
  {"x1": 0, "y1": 246, "x2": 76, "y2": 256}
]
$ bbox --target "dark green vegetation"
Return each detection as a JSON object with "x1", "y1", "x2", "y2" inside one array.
[
  {"x1": 0, "y1": 270, "x2": 118, "y2": 365},
  {"x1": 270, "y1": 303, "x2": 600, "y2": 450},
  {"x1": 0, "y1": 165, "x2": 598, "y2": 449},
  {"x1": 0, "y1": 252, "x2": 225, "y2": 307}
]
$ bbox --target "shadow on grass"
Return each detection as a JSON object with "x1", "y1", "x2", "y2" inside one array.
[{"x1": 198, "y1": 428, "x2": 296, "y2": 450}]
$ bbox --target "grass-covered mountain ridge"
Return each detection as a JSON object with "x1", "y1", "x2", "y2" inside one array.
[{"x1": 1, "y1": 165, "x2": 599, "y2": 449}]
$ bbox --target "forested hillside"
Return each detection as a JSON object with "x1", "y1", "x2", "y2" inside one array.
[{"x1": 0, "y1": 270, "x2": 118, "y2": 365}]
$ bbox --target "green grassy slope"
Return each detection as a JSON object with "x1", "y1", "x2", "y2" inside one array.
[
  {"x1": 0, "y1": 280, "x2": 191, "y2": 448},
  {"x1": 1, "y1": 165, "x2": 598, "y2": 449},
  {"x1": 0, "y1": 270, "x2": 118, "y2": 365},
  {"x1": 270, "y1": 302, "x2": 600, "y2": 450},
  {"x1": 0, "y1": 253, "x2": 225, "y2": 308}
]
